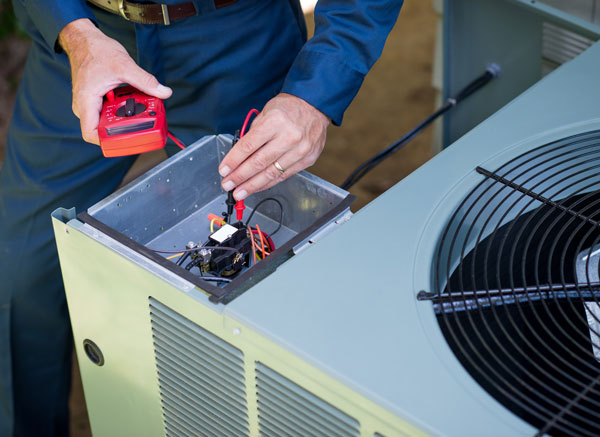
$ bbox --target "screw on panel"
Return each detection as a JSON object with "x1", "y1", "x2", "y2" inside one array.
[{"x1": 233, "y1": 328, "x2": 241, "y2": 335}]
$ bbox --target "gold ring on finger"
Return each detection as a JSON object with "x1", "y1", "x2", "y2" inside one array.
[{"x1": 274, "y1": 160, "x2": 285, "y2": 175}]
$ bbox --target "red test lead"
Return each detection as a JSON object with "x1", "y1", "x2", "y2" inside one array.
[
  {"x1": 232, "y1": 108, "x2": 260, "y2": 220},
  {"x1": 235, "y1": 200, "x2": 245, "y2": 221}
]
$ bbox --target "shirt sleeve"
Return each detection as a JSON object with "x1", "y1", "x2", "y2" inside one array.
[
  {"x1": 281, "y1": 0, "x2": 404, "y2": 126},
  {"x1": 19, "y1": 0, "x2": 96, "y2": 53}
]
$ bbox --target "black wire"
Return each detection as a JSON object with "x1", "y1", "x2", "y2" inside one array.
[
  {"x1": 201, "y1": 276, "x2": 232, "y2": 283},
  {"x1": 185, "y1": 257, "x2": 200, "y2": 271},
  {"x1": 184, "y1": 258, "x2": 231, "y2": 283},
  {"x1": 225, "y1": 191, "x2": 236, "y2": 224},
  {"x1": 176, "y1": 252, "x2": 190, "y2": 266},
  {"x1": 183, "y1": 254, "x2": 233, "y2": 283},
  {"x1": 341, "y1": 103, "x2": 454, "y2": 190},
  {"x1": 223, "y1": 131, "x2": 241, "y2": 224},
  {"x1": 244, "y1": 197, "x2": 284, "y2": 236},
  {"x1": 151, "y1": 246, "x2": 239, "y2": 254},
  {"x1": 340, "y1": 65, "x2": 500, "y2": 191}
]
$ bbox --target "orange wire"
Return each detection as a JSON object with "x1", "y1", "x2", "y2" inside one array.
[
  {"x1": 248, "y1": 225, "x2": 258, "y2": 265},
  {"x1": 256, "y1": 224, "x2": 267, "y2": 258}
]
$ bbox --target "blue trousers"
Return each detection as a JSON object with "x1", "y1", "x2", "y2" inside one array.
[{"x1": 0, "y1": 1, "x2": 305, "y2": 435}]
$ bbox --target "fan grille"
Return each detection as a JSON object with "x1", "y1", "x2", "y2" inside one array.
[
  {"x1": 428, "y1": 131, "x2": 600, "y2": 436},
  {"x1": 255, "y1": 362, "x2": 360, "y2": 437},
  {"x1": 149, "y1": 298, "x2": 250, "y2": 437},
  {"x1": 542, "y1": 22, "x2": 594, "y2": 76}
]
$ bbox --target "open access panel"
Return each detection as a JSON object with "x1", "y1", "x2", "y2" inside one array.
[{"x1": 69, "y1": 134, "x2": 353, "y2": 304}]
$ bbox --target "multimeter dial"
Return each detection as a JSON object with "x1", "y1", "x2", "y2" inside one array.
[{"x1": 115, "y1": 98, "x2": 146, "y2": 117}]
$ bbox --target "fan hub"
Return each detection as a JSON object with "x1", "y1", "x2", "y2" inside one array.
[{"x1": 575, "y1": 246, "x2": 600, "y2": 363}]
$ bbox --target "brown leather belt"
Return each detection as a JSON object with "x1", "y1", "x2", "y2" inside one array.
[{"x1": 87, "y1": 0, "x2": 237, "y2": 25}]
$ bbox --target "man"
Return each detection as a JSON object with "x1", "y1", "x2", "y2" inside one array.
[{"x1": 0, "y1": 0, "x2": 403, "y2": 434}]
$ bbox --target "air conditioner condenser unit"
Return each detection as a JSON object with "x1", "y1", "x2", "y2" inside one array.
[{"x1": 52, "y1": 1, "x2": 600, "y2": 435}]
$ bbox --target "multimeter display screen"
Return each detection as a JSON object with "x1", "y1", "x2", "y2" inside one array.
[{"x1": 106, "y1": 121, "x2": 155, "y2": 136}]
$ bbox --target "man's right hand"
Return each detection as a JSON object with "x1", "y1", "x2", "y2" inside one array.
[{"x1": 58, "y1": 19, "x2": 172, "y2": 145}]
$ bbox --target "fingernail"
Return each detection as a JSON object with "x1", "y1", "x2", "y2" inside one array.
[
  {"x1": 157, "y1": 84, "x2": 172, "y2": 95},
  {"x1": 235, "y1": 190, "x2": 248, "y2": 201},
  {"x1": 222, "y1": 180, "x2": 235, "y2": 191},
  {"x1": 219, "y1": 166, "x2": 231, "y2": 177}
]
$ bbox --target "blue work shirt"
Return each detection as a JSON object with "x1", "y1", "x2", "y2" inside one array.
[{"x1": 16, "y1": 0, "x2": 403, "y2": 125}]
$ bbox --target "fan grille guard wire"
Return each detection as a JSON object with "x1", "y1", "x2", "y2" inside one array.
[{"x1": 425, "y1": 131, "x2": 600, "y2": 436}]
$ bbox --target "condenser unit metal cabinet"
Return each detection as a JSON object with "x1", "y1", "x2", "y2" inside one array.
[
  {"x1": 441, "y1": 0, "x2": 600, "y2": 147},
  {"x1": 53, "y1": 3, "x2": 600, "y2": 436}
]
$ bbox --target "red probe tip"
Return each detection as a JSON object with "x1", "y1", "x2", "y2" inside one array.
[{"x1": 235, "y1": 200, "x2": 245, "y2": 221}]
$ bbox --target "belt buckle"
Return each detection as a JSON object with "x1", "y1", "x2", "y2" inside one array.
[
  {"x1": 117, "y1": 0, "x2": 129, "y2": 20},
  {"x1": 161, "y1": 4, "x2": 171, "y2": 25}
]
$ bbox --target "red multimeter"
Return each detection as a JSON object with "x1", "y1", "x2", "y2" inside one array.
[{"x1": 98, "y1": 85, "x2": 168, "y2": 157}]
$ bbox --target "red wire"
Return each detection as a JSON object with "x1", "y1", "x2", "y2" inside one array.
[
  {"x1": 240, "y1": 109, "x2": 260, "y2": 138},
  {"x1": 251, "y1": 229, "x2": 275, "y2": 252},
  {"x1": 167, "y1": 132, "x2": 186, "y2": 150},
  {"x1": 234, "y1": 109, "x2": 259, "y2": 221},
  {"x1": 266, "y1": 235, "x2": 275, "y2": 252}
]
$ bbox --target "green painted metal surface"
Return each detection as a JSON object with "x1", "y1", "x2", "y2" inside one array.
[
  {"x1": 53, "y1": 210, "x2": 426, "y2": 436},
  {"x1": 52, "y1": 213, "x2": 212, "y2": 436}
]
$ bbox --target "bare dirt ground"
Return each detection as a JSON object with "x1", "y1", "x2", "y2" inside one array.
[
  {"x1": 0, "y1": 2, "x2": 436, "y2": 434},
  {"x1": 310, "y1": 1, "x2": 437, "y2": 209}
]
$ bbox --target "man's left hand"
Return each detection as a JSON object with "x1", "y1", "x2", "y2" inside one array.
[{"x1": 219, "y1": 93, "x2": 330, "y2": 200}]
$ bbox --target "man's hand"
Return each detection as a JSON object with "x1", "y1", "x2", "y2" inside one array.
[
  {"x1": 219, "y1": 93, "x2": 330, "y2": 200},
  {"x1": 58, "y1": 19, "x2": 172, "y2": 145}
]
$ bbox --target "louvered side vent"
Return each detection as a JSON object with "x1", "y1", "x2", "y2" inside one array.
[
  {"x1": 542, "y1": 22, "x2": 594, "y2": 75},
  {"x1": 149, "y1": 298, "x2": 250, "y2": 437},
  {"x1": 255, "y1": 362, "x2": 360, "y2": 437}
]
